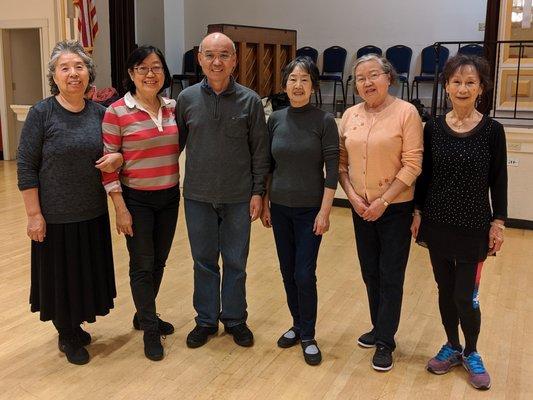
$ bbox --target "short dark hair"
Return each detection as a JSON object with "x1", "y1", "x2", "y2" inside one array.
[
  {"x1": 442, "y1": 54, "x2": 492, "y2": 91},
  {"x1": 123, "y1": 45, "x2": 172, "y2": 95},
  {"x1": 281, "y1": 56, "x2": 320, "y2": 91}
]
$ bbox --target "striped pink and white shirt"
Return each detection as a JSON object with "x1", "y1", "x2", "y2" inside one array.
[{"x1": 102, "y1": 92, "x2": 180, "y2": 192}]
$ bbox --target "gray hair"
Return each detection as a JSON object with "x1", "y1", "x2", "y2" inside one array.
[
  {"x1": 47, "y1": 40, "x2": 96, "y2": 95},
  {"x1": 352, "y1": 54, "x2": 397, "y2": 95}
]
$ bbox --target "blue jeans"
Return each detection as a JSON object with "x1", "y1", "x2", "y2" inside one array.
[
  {"x1": 184, "y1": 199, "x2": 251, "y2": 327},
  {"x1": 351, "y1": 200, "x2": 413, "y2": 351},
  {"x1": 270, "y1": 203, "x2": 322, "y2": 341}
]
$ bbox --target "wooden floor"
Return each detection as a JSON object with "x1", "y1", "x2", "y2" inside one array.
[{"x1": 0, "y1": 160, "x2": 532, "y2": 400}]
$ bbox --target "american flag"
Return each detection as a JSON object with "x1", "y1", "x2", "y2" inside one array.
[{"x1": 73, "y1": 0, "x2": 99, "y2": 53}]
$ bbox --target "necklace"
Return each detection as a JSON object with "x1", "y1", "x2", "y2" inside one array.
[
  {"x1": 134, "y1": 95, "x2": 160, "y2": 116},
  {"x1": 447, "y1": 109, "x2": 481, "y2": 131}
]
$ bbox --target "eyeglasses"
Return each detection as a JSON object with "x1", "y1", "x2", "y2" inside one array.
[
  {"x1": 448, "y1": 80, "x2": 480, "y2": 89},
  {"x1": 200, "y1": 51, "x2": 234, "y2": 62},
  {"x1": 355, "y1": 72, "x2": 388, "y2": 84},
  {"x1": 134, "y1": 65, "x2": 163, "y2": 75}
]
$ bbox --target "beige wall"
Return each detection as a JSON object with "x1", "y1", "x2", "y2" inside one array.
[
  {"x1": 92, "y1": 0, "x2": 112, "y2": 88},
  {"x1": 0, "y1": 0, "x2": 58, "y2": 159}
]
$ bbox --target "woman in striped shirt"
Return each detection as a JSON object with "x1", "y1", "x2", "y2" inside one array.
[{"x1": 101, "y1": 46, "x2": 180, "y2": 361}]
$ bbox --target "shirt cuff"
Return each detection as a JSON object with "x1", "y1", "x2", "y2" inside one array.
[
  {"x1": 104, "y1": 180, "x2": 122, "y2": 194},
  {"x1": 395, "y1": 169, "x2": 418, "y2": 187}
]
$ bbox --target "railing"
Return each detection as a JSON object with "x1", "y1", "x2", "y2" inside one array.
[{"x1": 430, "y1": 40, "x2": 533, "y2": 121}]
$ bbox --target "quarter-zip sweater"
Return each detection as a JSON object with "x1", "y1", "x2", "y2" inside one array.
[
  {"x1": 339, "y1": 98, "x2": 423, "y2": 203},
  {"x1": 176, "y1": 78, "x2": 270, "y2": 203}
]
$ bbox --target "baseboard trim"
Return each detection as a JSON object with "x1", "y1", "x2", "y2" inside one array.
[{"x1": 333, "y1": 199, "x2": 533, "y2": 230}]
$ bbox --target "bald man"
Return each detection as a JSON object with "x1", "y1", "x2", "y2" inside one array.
[{"x1": 176, "y1": 33, "x2": 269, "y2": 348}]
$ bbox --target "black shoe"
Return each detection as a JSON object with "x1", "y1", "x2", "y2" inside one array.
[
  {"x1": 277, "y1": 328, "x2": 300, "y2": 348},
  {"x1": 186, "y1": 325, "x2": 218, "y2": 348},
  {"x1": 301, "y1": 340, "x2": 322, "y2": 366},
  {"x1": 74, "y1": 325, "x2": 91, "y2": 347},
  {"x1": 372, "y1": 345, "x2": 393, "y2": 371},
  {"x1": 58, "y1": 335, "x2": 90, "y2": 365},
  {"x1": 143, "y1": 330, "x2": 164, "y2": 361},
  {"x1": 357, "y1": 330, "x2": 375, "y2": 348},
  {"x1": 225, "y1": 323, "x2": 254, "y2": 347},
  {"x1": 133, "y1": 314, "x2": 175, "y2": 335}
]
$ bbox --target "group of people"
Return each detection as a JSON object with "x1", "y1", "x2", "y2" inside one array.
[{"x1": 17, "y1": 32, "x2": 507, "y2": 392}]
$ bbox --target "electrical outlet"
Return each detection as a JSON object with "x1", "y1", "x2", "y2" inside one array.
[
  {"x1": 507, "y1": 158, "x2": 519, "y2": 167},
  {"x1": 478, "y1": 22, "x2": 485, "y2": 31},
  {"x1": 508, "y1": 142, "x2": 522, "y2": 152}
]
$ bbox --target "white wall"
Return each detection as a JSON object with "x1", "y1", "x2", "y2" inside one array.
[
  {"x1": 135, "y1": 0, "x2": 165, "y2": 51},
  {"x1": 164, "y1": 0, "x2": 185, "y2": 75},
  {"x1": 183, "y1": 0, "x2": 487, "y2": 100}
]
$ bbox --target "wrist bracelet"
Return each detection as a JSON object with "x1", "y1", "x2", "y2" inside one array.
[
  {"x1": 491, "y1": 221, "x2": 505, "y2": 230},
  {"x1": 413, "y1": 210, "x2": 422, "y2": 216},
  {"x1": 380, "y1": 197, "x2": 390, "y2": 207}
]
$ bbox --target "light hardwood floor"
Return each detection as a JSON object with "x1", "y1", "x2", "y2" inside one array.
[{"x1": 0, "y1": 160, "x2": 531, "y2": 400}]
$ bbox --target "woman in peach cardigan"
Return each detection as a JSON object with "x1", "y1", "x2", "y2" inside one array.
[{"x1": 338, "y1": 54, "x2": 423, "y2": 372}]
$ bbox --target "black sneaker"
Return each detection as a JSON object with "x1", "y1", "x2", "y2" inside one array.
[
  {"x1": 133, "y1": 314, "x2": 175, "y2": 335},
  {"x1": 357, "y1": 330, "x2": 376, "y2": 348},
  {"x1": 225, "y1": 323, "x2": 254, "y2": 347},
  {"x1": 58, "y1": 334, "x2": 90, "y2": 365},
  {"x1": 372, "y1": 345, "x2": 393, "y2": 371},
  {"x1": 143, "y1": 330, "x2": 164, "y2": 361},
  {"x1": 301, "y1": 339, "x2": 322, "y2": 366},
  {"x1": 186, "y1": 325, "x2": 218, "y2": 348},
  {"x1": 277, "y1": 328, "x2": 300, "y2": 348},
  {"x1": 74, "y1": 325, "x2": 91, "y2": 347}
]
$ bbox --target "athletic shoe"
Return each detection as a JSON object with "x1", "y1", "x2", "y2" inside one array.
[
  {"x1": 463, "y1": 352, "x2": 491, "y2": 390},
  {"x1": 427, "y1": 343, "x2": 463, "y2": 374},
  {"x1": 372, "y1": 345, "x2": 393, "y2": 371}
]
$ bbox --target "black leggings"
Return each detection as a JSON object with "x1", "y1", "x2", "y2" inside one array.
[{"x1": 429, "y1": 250, "x2": 484, "y2": 356}]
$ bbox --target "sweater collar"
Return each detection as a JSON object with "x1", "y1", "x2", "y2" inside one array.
[
  {"x1": 201, "y1": 76, "x2": 236, "y2": 96},
  {"x1": 288, "y1": 102, "x2": 314, "y2": 113}
]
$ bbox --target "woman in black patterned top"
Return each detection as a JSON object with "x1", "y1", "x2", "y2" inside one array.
[{"x1": 411, "y1": 54, "x2": 507, "y2": 391}]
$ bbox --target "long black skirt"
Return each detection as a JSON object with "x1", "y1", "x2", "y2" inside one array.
[{"x1": 30, "y1": 213, "x2": 116, "y2": 327}]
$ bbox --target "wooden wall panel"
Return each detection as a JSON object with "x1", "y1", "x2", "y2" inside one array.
[{"x1": 207, "y1": 24, "x2": 296, "y2": 97}]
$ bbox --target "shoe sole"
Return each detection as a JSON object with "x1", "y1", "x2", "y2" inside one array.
[
  {"x1": 278, "y1": 340, "x2": 299, "y2": 349},
  {"x1": 357, "y1": 340, "x2": 375, "y2": 348},
  {"x1": 372, "y1": 362, "x2": 393, "y2": 371},
  {"x1": 304, "y1": 356, "x2": 322, "y2": 366},
  {"x1": 145, "y1": 352, "x2": 164, "y2": 361}
]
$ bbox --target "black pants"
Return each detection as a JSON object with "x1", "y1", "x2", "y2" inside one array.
[
  {"x1": 271, "y1": 203, "x2": 322, "y2": 341},
  {"x1": 122, "y1": 185, "x2": 179, "y2": 332},
  {"x1": 429, "y1": 249, "x2": 484, "y2": 355},
  {"x1": 351, "y1": 201, "x2": 413, "y2": 350}
]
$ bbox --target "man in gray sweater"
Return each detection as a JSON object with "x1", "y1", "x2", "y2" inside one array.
[{"x1": 176, "y1": 33, "x2": 269, "y2": 348}]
